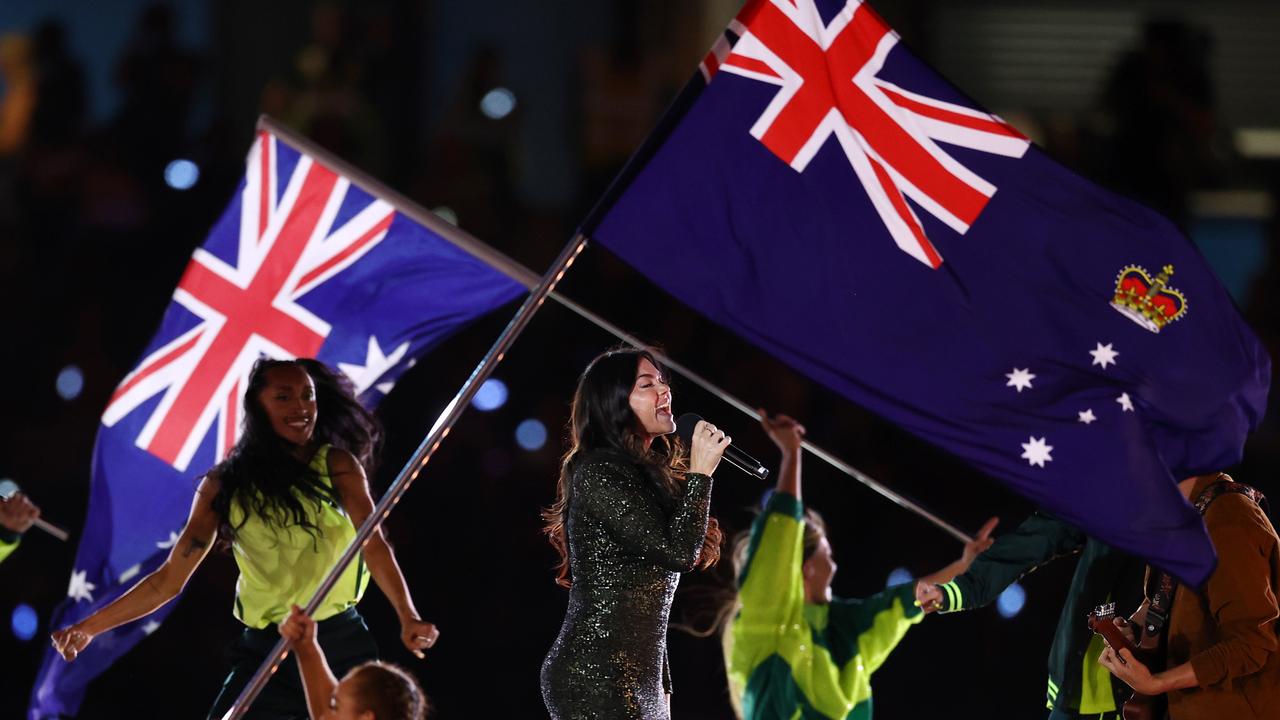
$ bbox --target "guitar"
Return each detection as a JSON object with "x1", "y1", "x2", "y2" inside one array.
[{"x1": 1086, "y1": 602, "x2": 1165, "y2": 720}]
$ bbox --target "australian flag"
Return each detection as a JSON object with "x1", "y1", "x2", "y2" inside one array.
[
  {"x1": 30, "y1": 123, "x2": 525, "y2": 717},
  {"x1": 584, "y1": 0, "x2": 1269, "y2": 585}
]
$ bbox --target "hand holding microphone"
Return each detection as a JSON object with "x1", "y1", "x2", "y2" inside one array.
[
  {"x1": 0, "y1": 479, "x2": 70, "y2": 542},
  {"x1": 676, "y1": 413, "x2": 771, "y2": 480}
]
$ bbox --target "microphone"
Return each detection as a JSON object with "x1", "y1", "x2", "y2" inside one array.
[
  {"x1": 0, "y1": 479, "x2": 70, "y2": 542},
  {"x1": 676, "y1": 413, "x2": 770, "y2": 480}
]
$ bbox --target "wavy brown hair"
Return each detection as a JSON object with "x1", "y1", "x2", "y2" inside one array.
[{"x1": 542, "y1": 347, "x2": 722, "y2": 588}]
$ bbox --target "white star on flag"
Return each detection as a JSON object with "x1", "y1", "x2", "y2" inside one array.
[
  {"x1": 1020, "y1": 436, "x2": 1054, "y2": 467},
  {"x1": 1117, "y1": 393, "x2": 1135, "y2": 412},
  {"x1": 339, "y1": 335, "x2": 411, "y2": 395},
  {"x1": 142, "y1": 620, "x2": 162, "y2": 635},
  {"x1": 67, "y1": 569, "x2": 97, "y2": 602},
  {"x1": 1090, "y1": 342, "x2": 1119, "y2": 369},
  {"x1": 1005, "y1": 368, "x2": 1036, "y2": 393},
  {"x1": 1078, "y1": 409, "x2": 1097, "y2": 425},
  {"x1": 156, "y1": 531, "x2": 180, "y2": 549}
]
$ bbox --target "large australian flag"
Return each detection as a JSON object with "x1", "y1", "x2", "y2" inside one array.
[
  {"x1": 30, "y1": 122, "x2": 525, "y2": 718},
  {"x1": 584, "y1": 0, "x2": 1269, "y2": 585}
]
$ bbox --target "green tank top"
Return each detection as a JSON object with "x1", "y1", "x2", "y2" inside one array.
[{"x1": 228, "y1": 444, "x2": 369, "y2": 628}]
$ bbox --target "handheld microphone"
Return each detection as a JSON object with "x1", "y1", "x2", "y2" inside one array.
[
  {"x1": 0, "y1": 479, "x2": 70, "y2": 542},
  {"x1": 676, "y1": 413, "x2": 770, "y2": 480}
]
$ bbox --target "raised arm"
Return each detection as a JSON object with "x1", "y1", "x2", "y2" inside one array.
[
  {"x1": 279, "y1": 604, "x2": 338, "y2": 720},
  {"x1": 329, "y1": 448, "x2": 439, "y2": 659},
  {"x1": 51, "y1": 474, "x2": 220, "y2": 660},
  {"x1": 916, "y1": 511, "x2": 1082, "y2": 614}
]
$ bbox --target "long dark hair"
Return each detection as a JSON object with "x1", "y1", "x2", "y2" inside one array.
[
  {"x1": 542, "y1": 347, "x2": 723, "y2": 588},
  {"x1": 211, "y1": 357, "x2": 383, "y2": 540}
]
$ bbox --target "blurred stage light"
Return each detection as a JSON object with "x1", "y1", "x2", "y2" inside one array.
[
  {"x1": 479, "y1": 87, "x2": 517, "y2": 120},
  {"x1": 516, "y1": 418, "x2": 547, "y2": 451},
  {"x1": 471, "y1": 378, "x2": 509, "y2": 412},
  {"x1": 12, "y1": 604, "x2": 37, "y2": 641},
  {"x1": 996, "y1": 582, "x2": 1026, "y2": 618},
  {"x1": 885, "y1": 567, "x2": 913, "y2": 588},
  {"x1": 433, "y1": 206, "x2": 458, "y2": 225},
  {"x1": 164, "y1": 159, "x2": 200, "y2": 190},
  {"x1": 56, "y1": 365, "x2": 84, "y2": 401}
]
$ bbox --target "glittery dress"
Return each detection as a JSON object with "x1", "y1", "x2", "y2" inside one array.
[{"x1": 541, "y1": 450, "x2": 714, "y2": 719}]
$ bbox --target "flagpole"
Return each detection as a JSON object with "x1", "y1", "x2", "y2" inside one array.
[
  {"x1": 256, "y1": 116, "x2": 972, "y2": 541},
  {"x1": 220, "y1": 232, "x2": 588, "y2": 720}
]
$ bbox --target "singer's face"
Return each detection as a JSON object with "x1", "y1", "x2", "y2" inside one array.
[
  {"x1": 629, "y1": 357, "x2": 675, "y2": 438},
  {"x1": 258, "y1": 365, "x2": 318, "y2": 447},
  {"x1": 803, "y1": 534, "x2": 837, "y2": 604}
]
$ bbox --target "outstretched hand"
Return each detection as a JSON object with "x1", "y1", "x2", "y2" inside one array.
[
  {"x1": 758, "y1": 409, "x2": 805, "y2": 455},
  {"x1": 961, "y1": 517, "x2": 999, "y2": 566}
]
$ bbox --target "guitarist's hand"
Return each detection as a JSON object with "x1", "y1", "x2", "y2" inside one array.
[
  {"x1": 1110, "y1": 616, "x2": 1137, "y2": 648},
  {"x1": 1099, "y1": 646, "x2": 1163, "y2": 695}
]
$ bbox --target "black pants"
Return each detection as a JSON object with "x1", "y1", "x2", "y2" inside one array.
[{"x1": 207, "y1": 607, "x2": 379, "y2": 720}]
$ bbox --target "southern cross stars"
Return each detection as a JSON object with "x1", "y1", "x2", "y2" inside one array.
[
  {"x1": 1090, "y1": 342, "x2": 1119, "y2": 369},
  {"x1": 1021, "y1": 436, "x2": 1053, "y2": 467},
  {"x1": 1078, "y1": 409, "x2": 1097, "y2": 424},
  {"x1": 1117, "y1": 393, "x2": 1135, "y2": 412},
  {"x1": 1006, "y1": 368, "x2": 1036, "y2": 393},
  {"x1": 67, "y1": 569, "x2": 97, "y2": 603}
]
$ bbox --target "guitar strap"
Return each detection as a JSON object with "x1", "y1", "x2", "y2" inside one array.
[{"x1": 1145, "y1": 474, "x2": 1269, "y2": 639}]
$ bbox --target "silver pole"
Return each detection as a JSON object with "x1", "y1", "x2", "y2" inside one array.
[
  {"x1": 256, "y1": 115, "x2": 971, "y2": 542},
  {"x1": 220, "y1": 230, "x2": 589, "y2": 720}
]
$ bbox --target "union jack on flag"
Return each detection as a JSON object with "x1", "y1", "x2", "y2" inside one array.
[
  {"x1": 31, "y1": 125, "x2": 525, "y2": 718},
  {"x1": 699, "y1": 0, "x2": 1029, "y2": 268}
]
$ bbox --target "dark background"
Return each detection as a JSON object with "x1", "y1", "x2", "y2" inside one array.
[{"x1": 2, "y1": 0, "x2": 1279, "y2": 717}]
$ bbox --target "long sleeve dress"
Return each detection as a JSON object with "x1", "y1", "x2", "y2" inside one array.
[{"x1": 541, "y1": 449, "x2": 713, "y2": 719}]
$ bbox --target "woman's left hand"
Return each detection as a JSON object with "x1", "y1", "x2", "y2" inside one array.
[
  {"x1": 400, "y1": 617, "x2": 440, "y2": 659},
  {"x1": 961, "y1": 517, "x2": 999, "y2": 566},
  {"x1": 1098, "y1": 646, "x2": 1163, "y2": 695}
]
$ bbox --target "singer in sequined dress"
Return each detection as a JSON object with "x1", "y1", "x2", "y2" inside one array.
[{"x1": 540, "y1": 347, "x2": 730, "y2": 719}]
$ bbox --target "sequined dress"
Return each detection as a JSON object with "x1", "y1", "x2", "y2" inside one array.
[{"x1": 541, "y1": 450, "x2": 714, "y2": 719}]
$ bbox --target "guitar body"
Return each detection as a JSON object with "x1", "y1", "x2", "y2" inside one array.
[{"x1": 1087, "y1": 604, "x2": 1167, "y2": 720}]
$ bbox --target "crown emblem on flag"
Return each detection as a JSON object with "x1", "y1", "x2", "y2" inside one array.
[{"x1": 1111, "y1": 264, "x2": 1187, "y2": 333}]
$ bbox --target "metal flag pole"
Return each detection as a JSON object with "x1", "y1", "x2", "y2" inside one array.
[
  {"x1": 220, "y1": 226, "x2": 588, "y2": 719},
  {"x1": 259, "y1": 116, "x2": 970, "y2": 547}
]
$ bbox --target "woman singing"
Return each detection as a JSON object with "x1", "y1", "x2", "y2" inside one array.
[
  {"x1": 52, "y1": 358, "x2": 439, "y2": 719},
  {"x1": 541, "y1": 347, "x2": 728, "y2": 719}
]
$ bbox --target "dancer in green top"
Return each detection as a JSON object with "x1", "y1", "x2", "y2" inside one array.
[
  {"x1": 726, "y1": 411, "x2": 996, "y2": 720},
  {"x1": 53, "y1": 358, "x2": 439, "y2": 719}
]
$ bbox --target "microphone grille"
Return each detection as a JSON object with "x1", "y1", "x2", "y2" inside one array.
[{"x1": 675, "y1": 413, "x2": 703, "y2": 443}]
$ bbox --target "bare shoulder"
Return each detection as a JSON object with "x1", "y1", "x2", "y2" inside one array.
[
  {"x1": 196, "y1": 470, "x2": 222, "y2": 496},
  {"x1": 326, "y1": 446, "x2": 365, "y2": 477}
]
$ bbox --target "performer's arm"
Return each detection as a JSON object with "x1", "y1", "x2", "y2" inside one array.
[
  {"x1": 577, "y1": 456, "x2": 714, "y2": 572},
  {"x1": 1101, "y1": 495, "x2": 1278, "y2": 694},
  {"x1": 916, "y1": 516, "x2": 999, "y2": 588},
  {"x1": 279, "y1": 604, "x2": 338, "y2": 720},
  {"x1": 51, "y1": 475, "x2": 220, "y2": 660},
  {"x1": 0, "y1": 491, "x2": 39, "y2": 564},
  {"x1": 918, "y1": 511, "x2": 1084, "y2": 613},
  {"x1": 329, "y1": 448, "x2": 439, "y2": 659}
]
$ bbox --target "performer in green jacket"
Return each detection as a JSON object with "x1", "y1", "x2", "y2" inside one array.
[
  {"x1": 726, "y1": 411, "x2": 995, "y2": 720},
  {"x1": 916, "y1": 513, "x2": 1146, "y2": 719}
]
